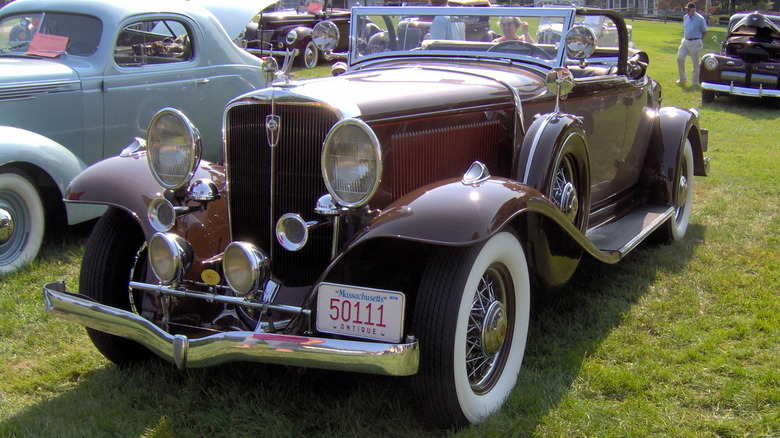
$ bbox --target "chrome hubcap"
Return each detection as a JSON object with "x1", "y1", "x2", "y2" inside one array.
[
  {"x1": 558, "y1": 181, "x2": 579, "y2": 222},
  {"x1": 467, "y1": 265, "x2": 511, "y2": 393},
  {"x1": 0, "y1": 208, "x2": 15, "y2": 245},
  {"x1": 481, "y1": 301, "x2": 507, "y2": 356}
]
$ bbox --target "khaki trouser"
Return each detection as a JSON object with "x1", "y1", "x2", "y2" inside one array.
[{"x1": 677, "y1": 38, "x2": 704, "y2": 84}]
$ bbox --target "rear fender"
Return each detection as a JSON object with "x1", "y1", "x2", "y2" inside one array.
[{"x1": 642, "y1": 107, "x2": 708, "y2": 205}]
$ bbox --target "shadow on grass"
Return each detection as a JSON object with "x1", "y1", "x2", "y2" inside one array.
[
  {"x1": 700, "y1": 94, "x2": 780, "y2": 115},
  {"x1": 1, "y1": 225, "x2": 705, "y2": 438},
  {"x1": 501, "y1": 222, "x2": 705, "y2": 433}
]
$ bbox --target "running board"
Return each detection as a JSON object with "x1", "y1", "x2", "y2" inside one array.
[{"x1": 586, "y1": 205, "x2": 674, "y2": 257}]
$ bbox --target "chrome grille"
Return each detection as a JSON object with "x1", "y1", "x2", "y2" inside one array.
[
  {"x1": 722, "y1": 70, "x2": 747, "y2": 84},
  {"x1": 225, "y1": 103, "x2": 339, "y2": 286},
  {"x1": 752, "y1": 73, "x2": 778, "y2": 87}
]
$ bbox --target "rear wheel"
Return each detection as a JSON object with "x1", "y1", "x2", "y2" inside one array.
[
  {"x1": 412, "y1": 231, "x2": 530, "y2": 427},
  {"x1": 659, "y1": 139, "x2": 694, "y2": 242},
  {"x1": 0, "y1": 169, "x2": 45, "y2": 274},
  {"x1": 80, "y1": 208, "x2": 153, "y2": 365}
]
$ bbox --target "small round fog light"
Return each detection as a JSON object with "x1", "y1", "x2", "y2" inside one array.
[
  {"x1": 276, "y1": 213, "x2": 309, "y2": 251},
  {"x1": 149, "y1": 233, "x2": 193, "y2": 285},
  {"x1": 223, "y1": 242, "x2": 269, "y2": 296}
]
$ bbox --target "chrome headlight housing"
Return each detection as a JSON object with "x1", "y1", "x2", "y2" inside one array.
[
  {"x1": 148, "y1": 233, "x2": 193, "y2": 285},
  {"x1": 147, "y1": 108, "x2": 202, "y2": 190},
  {"x1": 703, "y1": 56, "x2": 719, "y2": 71},
  {"x1": 285, "y1": 30, "x2": 298, "y2": 45},
  {"x1": 223, "y1": 242, "x2": 269, "y2": 296},
  {"x1": 321, "y1": 119, "x2": 381, "y2": 208}
]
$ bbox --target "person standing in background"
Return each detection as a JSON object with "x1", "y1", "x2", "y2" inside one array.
[{"x1": 676, "y1": 2, "x2": 708, "y2": 86}]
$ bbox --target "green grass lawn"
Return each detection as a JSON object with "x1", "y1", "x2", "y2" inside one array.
[{"x1": 1, "y1": 18, "x2": 778, "y2": 438}]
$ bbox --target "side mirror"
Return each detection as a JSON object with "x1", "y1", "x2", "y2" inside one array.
[{"x1": 564, "y1": 25, "x2": 596, "y2": 60}]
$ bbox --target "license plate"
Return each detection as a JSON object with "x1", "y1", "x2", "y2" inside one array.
[{"x1": 316, "y1": 283, "x2": 405, "y2": 343}]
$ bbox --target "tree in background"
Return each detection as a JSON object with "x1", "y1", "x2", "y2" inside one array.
[{"x1": 656, "y1": 0, "x2": 776, "y2": 14}]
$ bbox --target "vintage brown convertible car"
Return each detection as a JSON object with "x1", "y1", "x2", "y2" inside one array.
[{"x1": 44, "y1": 6, "x2": 709, "y2": 428}]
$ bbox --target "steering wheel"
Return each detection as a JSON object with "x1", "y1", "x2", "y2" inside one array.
[{"x1": 487, "y1": 40, "x2": 553, "y2": 60}]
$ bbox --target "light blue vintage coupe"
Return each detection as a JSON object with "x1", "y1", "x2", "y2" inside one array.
[{"x1": 0, "y1": 0, "x2": 269, "y2": 273}]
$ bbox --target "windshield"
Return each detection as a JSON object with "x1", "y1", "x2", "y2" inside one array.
[
  {"x1": 349, "y1": 7, "x2": 578, "y2": 67},
  {"x1": 0, "y1": 12, "x2": 102, "y2": 56}
]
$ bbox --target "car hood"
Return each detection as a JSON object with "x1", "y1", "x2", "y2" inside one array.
[
  {"x1": 196, "y1": 0, "x2": 277, "y2": 38},
  {"x1": 258, "y1": 63, "x2": 547, "y2": 121},
  {"x1": 0, "y1": 58, "x2": 79, "y2": 92},
  {"x1": 730, "y1": 12, "x2": 780, "y2": 37}
]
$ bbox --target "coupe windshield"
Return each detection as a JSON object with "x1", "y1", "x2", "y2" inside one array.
[{"x1": 349, "y1": 7, "x2": 577, "y2": 66}]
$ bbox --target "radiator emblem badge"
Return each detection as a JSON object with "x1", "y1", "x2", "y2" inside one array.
[{"x1": 265, "y1": 114, "x2": 281, "y2": 147}]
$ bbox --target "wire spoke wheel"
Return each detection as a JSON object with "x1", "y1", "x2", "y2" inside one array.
[{"x1": 412, "y1": 231, "x2": 530, "y2": 427}]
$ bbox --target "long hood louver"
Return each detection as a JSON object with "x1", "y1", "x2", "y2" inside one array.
[{"x1": 0, "y1": 80, "x2": 80, "y2": 101}]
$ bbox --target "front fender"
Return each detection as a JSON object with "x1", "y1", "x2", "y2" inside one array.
[
  {"x1": 0, "y1": 126, "x2": 104, "y2": 224},
  {"x1": 348, "y1": 177, "x2": 547, "y2": 248},
  {"x1": 65, "y1": 152, "x2": 226, "y2": 240},
  {"x1": 0, "y1": 126, "x2": 85, "y2": 198},
  {"x1": 323, "y1": 175, "x2": 608, "y2": 293}
]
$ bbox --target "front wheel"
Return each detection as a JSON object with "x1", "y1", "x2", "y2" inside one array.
[
  {"x1": 80, "y1": 208, "x2": 153, "y2": 365},
  {"x1": 0, "y1": 169, "x2": 45, "y2": 274},
  {"x1": 659, "y1": 139, "x2": 694, "y2": 242},
  {"x1": 297, "y1": 40, "x2": 319, "y2": 68},
  {"x1": 411, "y1": 231, "x2": 531, "y2": 427},
  {"x1": 701, "y1": 89, "x2": 715, "y2": 104}
]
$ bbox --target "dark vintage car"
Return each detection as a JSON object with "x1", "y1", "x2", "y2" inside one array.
[
  {"x1": 240, "y1": 0, "x2": 352, "y2": 68},
  {"x1": 699, "y1": 11, "x2": 780, "y2": 102},
  {"x1": 44, "y1": 6, "x2": 710, "y2": 428}
]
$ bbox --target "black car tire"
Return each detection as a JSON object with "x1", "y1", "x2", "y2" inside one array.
[
  {"x1": 702, "y1": 89, "x2": 715, "y2": 103},
  {"x1": 80, "y1": 208, "x2": 153, "y2": 365},
  {"x1": 0, "y1": 169, "x2": 45, "y2": 274},
  {"x1": 411, "y1": 230, "x2": 530, "y2": 427},
  {"x1": 659, "y1": 139, "x2": 694, "y2": 242}
]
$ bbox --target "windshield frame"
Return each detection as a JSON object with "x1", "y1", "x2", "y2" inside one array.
[{"x1": 348, "y1": 6, "x2": 577, "y2": 68}]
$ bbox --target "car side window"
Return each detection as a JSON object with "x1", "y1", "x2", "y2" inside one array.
[{"x1": 114, "y1": 19, "x2": 192, "y2": 66}]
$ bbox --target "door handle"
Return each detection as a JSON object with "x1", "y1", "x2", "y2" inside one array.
[{"x1": 195, "y1": 78, "x2": 210, "y2": 85}]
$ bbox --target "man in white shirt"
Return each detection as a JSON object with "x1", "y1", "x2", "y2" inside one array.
[
  {"x1": 429, "y1": 0, "x2": 465, "y2": 40},
  {"x1": 676, "y1": 2, "x2": 708, "y2": 86}
]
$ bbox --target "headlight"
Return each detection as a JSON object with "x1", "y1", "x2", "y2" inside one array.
[
  {"x1": 223, "y1": 242, "x2": 269, "y2": 296},
  {"x1": 704, "y1": 56, "x2": 719, "y2": 71},
  {"x1": 321, "y1": 119, "x2": 381, "y2": 207},
  {"x1": 147, "y1": 108, "x2": 202, "y2": 190},
  {"x1": 148, "y1": 233, "x2": 193, "y2": 285},
  {"x1": 285, "y1": 30, "x2": 298, "y2": 45}
]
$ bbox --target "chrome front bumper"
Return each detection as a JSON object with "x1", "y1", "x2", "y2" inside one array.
[
  {"x1": 43, "y1": 281, "x2": 419, "y2": 376},
  {"x1": 701, "y1": 82, "x2": 780, "y2": 98}
]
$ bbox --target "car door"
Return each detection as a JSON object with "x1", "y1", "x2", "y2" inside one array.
[{"x1": 101, "y1": 15, "x2": 208, "y2": 160}]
